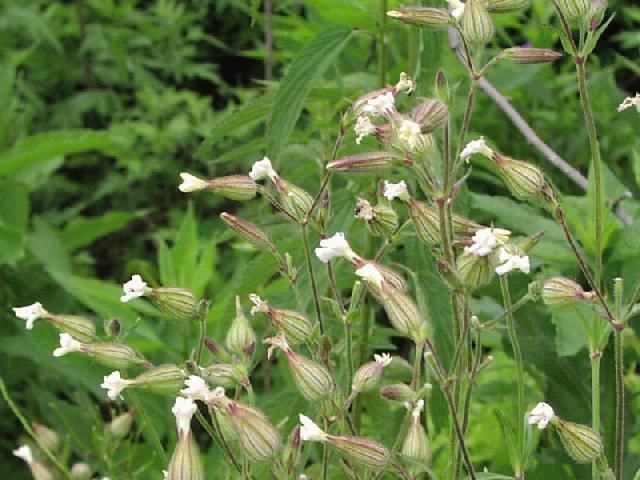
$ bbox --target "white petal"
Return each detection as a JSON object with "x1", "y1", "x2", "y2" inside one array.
[
  {"x1": 299, "y1": 414, "x2": 327, "y2": 442},
  {"x1": 172, "y1": 396, "x2": 197, "y2": 434}
]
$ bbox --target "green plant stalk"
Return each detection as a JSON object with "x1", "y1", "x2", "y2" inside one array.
[
  {"x1": 301, "y1": 224, "x2": 325, "y2": 335},
  {"x1": 127, "y1": 390, "x2": 168, "y2": 464},
  {"x1": 0, "y1": 377, "x2": 74, "y2": 479},
  {"x1": 411, "y1": 341, "x2": 424, "y2": 390},
  {"x1": 379, "y1": 0, "x2": 388, "y2": 88},
  {"x1": 500, "y1": 276, "x2": 526, "y2": 477},
  {"x1": 591, "y1": 351, "x2": 602, "y2": 480},
  {"x1": 614, "y1": 329, "x2": 624, "y2": 480},
  {"x1": 195, "y1": 312, "x2": 207, "y2": 366},
  {"x1": 481, "y1": 292, "x2": 534, "y2": 331},
  {"x1": 454, "y1": 80, "x2": 478, "y2": 166},
  {"x1": 345, "y1": 320, "x2": 354, "y2": 394}
]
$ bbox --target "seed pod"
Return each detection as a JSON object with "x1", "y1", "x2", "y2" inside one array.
[
  {"x1": 357, "y1": 201, "x2": 398, "y2": 238},
  {"x1": 274, "y1": 178, "x2": 314, "y2": 223},
  {"x1": 352, "y1": 353, "x2": 392, "y2": 394},
  {"x1": 327, "y1": 152, "x2": 396, "y2": 173},
  {"x1": 70, "y1": 463, "x2": 92, "y2": 480},
  {"x1": 167, "y1": 432, "x2": 204, "y2": 480},
  {"x1": 227, "y1": 402, "x2": 282, "y2": 462},
  {"x1": 200, "y1": 364, "x2": 246, "y2": 389},
  {"x1": 268, "y1": 308, "x2": 312, "y2": 345},
  {"x1": 402, "y1": 402, "x2": 430, "y2": 462},
  {"x1": 226, "y1": 296, "x2": 256, "y2": 356},
  {"x1": 386, "y1": 8, "x2": 451, "y2": 29},
  {"x1": 493, "y1": 154, "x2": 545, "y2": 200},
  {"x1": 502, "y1": 47, "x2": 563, "y2": 64},
  {"x1": 33, "y1": 424, "x2": 60, "y2": 452},
  {"x1": 220, "y1": 212, "x2": 273, "y2": 249},
  {"x1": 461, "y1": 0, "x2": 495, "y2": 45},
  {"x1": 407, "y1": 199, "x2": 483, "y2": 246},
  {"x1": 107, "y1": 411, "x2": 134, "y2": 438},
  {"x1": 207, "y1": 175, "x2": 257, "y2": 201},
  {"x1": 148, "y1": 287, "x2": 200, "y2": 320},
  {"x1": 47, "y1": 314, "x2": 96, "y2": 342},
  {"x1": 411, "y1": 99, "x2": 448, "y2": 133},
  {"x1": 553, "y1": 417, "x2": 603, "y2": 463},
  {"x1": 457, "y1": 252, "x2": 494, "y2": 289},
  {"x1": 486, "y1": 0, "x2": 530, "y2": 12},
  {"x1": 84, "y1": 343, "x2": 149, "y2": 369},
  {"x1": 327, "y1": 435, "x2": 392, "y2": 471},
  {"x1": 557, "y1": 0, "x2": 590, "y2": 23},
  {"x1": 380, "y1": 383, "x2": 415, "y2": 402},
  {"x1": 130, "y1": 364, "x2": 185, "y2": 396},
  {"x1": 542, "y1": 277, "x2": 595, "y2": 307},
  {"x1": 381, "y1": 289, "x2": 429, "y2": 343}
]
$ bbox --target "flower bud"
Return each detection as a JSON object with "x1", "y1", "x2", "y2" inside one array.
[
  {"x1": 33, "y1": 423, "x2": 60, "y2": 452},
  {"x1": 224, "y1": 401, "x2": 282, "y2": 462},
  {"x1": 402, "y1": 401, "x2": 430, "y2": 462},
  {"x1": 407, "y1": 199, "x2": 482, "y2": 246},
  {"x1": 461, "y1": 0, "x2": 495, "y2": 45},
  {"x1": 457, "y1": 252, "x2": 494, "y2": 289},
  {"x1": 386, "y1": 8, "x2": 451, "y2": 29},
  {"x1": 200, "y1": 363, "x2": 247, "y2": 389},
  {"x1": 352, "y1": 353, "x2": 392, "y2": 394},
  {"x1": 47, "y1": 314, "x2": 96, "y2": 342},
  {"x1": 557, "y1": 0, "x2": 591, "y2": 23},
  {"x1": 148, "y1": 287, "x2": 200, "y2": 320},
  {"x1": 502, "y1": 47, "x2": 563, "y2": 64},
  {"x1": 84, "y1": 342, "x2": 149, "y2": 369},
  {"x1": 554, "y1": 417, "x2": 603, "y2": 463},
  {"x1": 274, "y1": 178, "x2": 314, "y2": 223},
  {"x1": 70, "y1": 463, "x2": 92, "y2": 480},
  {"x1": 220, "y1": 212, "x2": 273, "y2": 249},
  {"x1": 486, "y1": 0, "x2": 530, "y2": 12},
  {"x1": 356, "y1": 200, "x2": 398, "y2": 238},
  {"x1": 411, "y1": 99, "x2": 448, "y2": 133},
  {"x1": 380, "y1": 383, "x2": 415, "y2": 402},
  {"x1": 204, "y1": 337, "x2": 232, "y2": 363},
  {"x1": 107, "y1": 411, "x2": 134, "y2": 438},
  {"x1": 250, "y1": 295, "x2": 311, "y2": 345},
  {"x1": 327, "y1": 152, "x2": 396, "y2": 173},
  {"x1": 327, "y1": 436, "x2": 392, "y2": 471},
  {"x1": 207, "y1": 175, "x2": 257, "y2": 201},
  {"x1": 381, "y1": 289, "x2": 429, "y2": 343},
  {"x1": 542, "y1": 277, "x2": 595, "y2": 307},
  {"x1": 492, "y1": 154, "x2": 545, "y2": 200},
  {"x1": 131, "y1": 364, "x2": 185, "y2": 396},
  {"x1": 225, "y1": 296, "x2": 256, "y2": 356},
  {"x1": 167, "y1": 432, "x2": 204, "y2": 480},
  {"x1": 105, "y1": 318, "x2": 121, "y2": 338}
]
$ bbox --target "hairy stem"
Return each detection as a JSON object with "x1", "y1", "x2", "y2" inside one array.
[
  {"x1": 301, "y1": 224, "x2": 324, "y2": 335},
  {"x1": 614, "y1": 329, "x2": 624, "y2": 480},
  {"x1": 378, "y1": 0, "x2": 388, "y2": 88}
]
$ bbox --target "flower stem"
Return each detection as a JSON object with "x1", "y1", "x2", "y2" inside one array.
[
  {"x1": 614, "y1": 329, "x2": 624, "y2": 480},
  {"x1": 378, "y1": 0, "x2": 388, "y2": 88},
  {"x1": 195, "y1": 311, "x2": 207, "y2": 367},
  {"x1": 591, "y1": 350, "x2": 602, "y2": 480},
  {"x1": 301, "y1": 224, "x2": 324, "y2": 335}
]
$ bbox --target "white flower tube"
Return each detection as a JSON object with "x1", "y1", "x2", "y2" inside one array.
[
  {"x1": 120, "y1": 274, "x2": 149, "y2": 303},
  {"x1": 461, "y1": 136, "x2": 493, "y2": 162},
  {"x1": 299, "y1": 414, "x2": 328, "y2": 442},
  {"x1": 314, "y1": 232, "x2": 358, "y2": 263},
  {"x1": 53, "y1": 333, "x2": 83, "y2": 357},
  {"x1": 249, "y1": 156, "x2": 278, "y2": 181},
  {"x1": 495, "y1": 248, "x2": 530, "y2": 275},
  {"x1": 101, "y1": 371, "x2": 131, "y2": 401},
  {"x1": 383, "y1": 180, "x2": 410, "y2": 202},
  {"x1": 528, "y1": 402, "x2": 555, "y2": 429},
  {"x1": 172, "y1": 396, "x2": 197, "y2": 435},
  {"x1": 178, "y1": 173, "x2": 209, "y2": 193},
  {"x1": 12, "y1": 302, "x2": 47, "y2": 330}
]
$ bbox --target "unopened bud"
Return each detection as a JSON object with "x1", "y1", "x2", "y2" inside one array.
[
  {"x1": 380, "y1": 383, "x2": 415, "y2": 402},
  {"x1": 326, "y1": 435, "x2": 392, "y2": 471},
  {"x1": 225, "y1": 401, "x2": 282, "y2": 462},
  {"x1": 207, "y1": 175, "x2": 257, "y2": 201},
  {"x1": 70, "y1": 463, "x2": 92, "y2": 480},
  {"x1": 492, "y1": 154, "x2": 545, "y2": 200},
  {"x1": 33, "y1": 424, "x2": 59, "y2": 452},
  {"x1": 226, "y1": 296, "x2": 256, "y2": 356},
  {"x1": 542, "y1": 277, "x2": 595, "y2": 307},
  {"x1": 437, "y1": 260, "x2": 464, "y2": 291},
  {"x1": 327, "y1": 152, "x2": 396, "y2": 173},
  {"x1": 204, "y1": 337, "x2": 232, "y2": 362},
  {"x1": 105, "y1": 318, "x2": 122, "y2": 338},
  {"x1": 461, "y1": 0, "x2": 495, "y2": 45},
  {"x1": 130, "y1": 364, "x2": 185, "y2": 396},
  {"x1": 108, "y1": 410, "x2": 134, "y2": 438},
  {"x1": 553, "y1": 417, "x2": 603, "y2": 463},
  {"x1": 408, "y1": 199, "x2": 482, "y2": 246},
  {"x1": 402, "y1": 401, "x2": 430, "y2": 462},
  {"x1": 502, "y1": 47, "x2": 563, "y2": 64},
  {"x1": 435, "y1": 70, "x2": 450, "y2": 104},
  {"x1": 148, "y1": 287, "x2": 200, "y2": 320},
  {"x1": 457, "y1": 252, "x2": 494, "y2": 289},
  {"x1": 200, "y1": 363, "x2": 246, "y2": 389},
  {"x1": 84, "y1": 342, "x2": 149, "y2": 369},
  {"x1": 486, "y1": 0, "x2": 530, "y2": 12},
  {"x1": 386, "y1": 8, "x2": 451, "y2": 29},
  {"x1": 352, "y1": 353, "x2": 392, "y2": 393},
  {"x1": 274, "y1": 178, "x2": 313, "y2": 223},
  {"x1": 381, "y1": 289, "x2": 429, "y2": 343},
  {"x1": 411, "y1": 99, "x2": 448, "y2": 133},
  {"x1": 47, "y1": 314, "x2": 96, "y2": 342},
  {"x1": 220, "y1": 212, "x2": 273, "y2": 249},
  {"x1": 518, "y1": 230, "x2": 545, "y2": 253},
  {"x1": 556, "y1": 0, "x2": 591, "y2": 23},
  {"x1": 167, "y1": 432, "x2": 204, "y2": 480},
  {"x1": 251, "y1": 297, "x2": 312, "y2": 345}
]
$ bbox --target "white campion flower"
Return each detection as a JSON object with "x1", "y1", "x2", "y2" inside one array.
[
  {"x1": 172, "y1": 396, "x2": 197, "y2": 435},
  {"x1": 528, "y1": 402, "x2": 555, "y2": 430},
  {"x1": 464, "y1": 227, "x2": 510, "y2": 257},
  {"x1": 397, "y1": 119, "x2": 423, "y2": 150},
  {"x1": 120, "y1": 274, "x2": 149, "y2": 303},
  {"x1": 395, "y1": 72, "x2": 415, "y2": 94},
  {"x1": 355, "y1": 199, "x2": 374, "y2": 220},
  {"x1": 355, "y1": 263, "x2": 385, "y2": 290},
  {"x1": 374, "y1": 352, "x2": 393, "y2": 367},
  {"x1": 181, "y1": 375, "x2": 211, "y2": 401},
  {"x1": 101, "y1": 371, "x2": 131, "y2": 401},
  {"x1": 249, "y1": 156, "x2": 278, "y2": 181},
  {"x1": 617, "y1": 93, "x2": 640, "y2": 113},
  {"x1": 495, "y1": 248, "x2": 530, "y2": 276},
  {"x1": 412, "y1": 399, "x2": 425, "y2": 419},
  {"x1": 460, "y1": 136, "x2": 493, "y2": 163},
  {"x1": 383, "y1": 180, "x2": 410, "y2": 202},
  {"x1": 363, "y1": 91, "x2": 396, "y2": 117},
  {"x1": 13, "y1": 302, "x2": 46, "y2": 330},
  {"x1": 447, "y1": 0, "x2": 465, "y2": 20},
  {"x1": 354, "y1": 116, "x2": 376, "y2": 144},
  {"x1": 314, "y1": 232, "x2": 358, "y2": 263},
  {"x1": 13, "y1": 445, "x2": 33, "y2": 465},
  {"x1": 249, "y1": 294, "x2": 269, "y2": 315},
  {"x1": 178, "y1": 173, "x2": 209, "y2": 193},
  {"x1": 53, "y1": 333, "x2": 83, "y2": 357},
  {"x1": 299, "y1": 414, "x2": 328, "y2": 442}
]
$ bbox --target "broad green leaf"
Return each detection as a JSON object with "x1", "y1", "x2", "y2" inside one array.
[
  {"x1": 0, "y1": 224, "x2": 24, "y2": 264},
  {"x1": 267, "y1": 25, "x2": 352, "y2": 159},
  {"x1": 0, "y1": 179, "x2": 29, "y2": 230},
  {"x1": 550, "y1": 305, "x2": 589, "y2": 357},
  {"x1": 27, "y1": 216, "x2": 71, "y2": 275},
  {"x1": 60, "y1": 211, "x2": 137, "y2": 251},
  {"x1": 172, "y1": 203, "x2": 199, "y2": 287}
]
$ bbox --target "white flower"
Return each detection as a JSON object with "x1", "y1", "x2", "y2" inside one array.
[
  {"x1": 354, "y1": 116, "x2": 376, "y2": 144},
  {"x1": 395, "y1": 72, "x2": 415, "y2": 94},
  {"x1": 249, "y1": 294, "x2": 269, "y2": 315},
  {"x1": 299, "y1": 414, "x2": 328, "y2": 442},
  {"x1": 181, "y1": 375, "x2": 210, "y2": 401},
  {"x1": 355, "y1": 199, "x2": 374, "y2": 221},
  {"x1": 314, "y1": 232, "x2": 357, "y2": 263},
  {"x1": 13, "y1": 445, "x2": 33, "y2": 465},
  {"x1": 461, "y1": 136, "x2": 493, "y2": 163},
  {"x1": 172, "y1": 396, "x2": 197, "y2": 435},
  {"x1": 101, "y1": 371, "x2": 130, "y2": 401},
  {"x1": 163, "y1": 471, "x2": 168, "y2": 480},
  {"x1": 363, "y1": 92, "x2": 396, "y2": 117},
  {"x1": 527, "y1": 402, "x2": 555, "y2": 430},
  {"x1": 383, "y1": 180, "x2": 410, "y2": 202},
  {"x1": 412, "y1": 399, "x2": 425, "y2": 419},
  {"x1": 13, "y1": 302, "x2": 46, "y2": 330},
  {"x1": 464, "y1": 227, "x2": 510, "y2": 257},
  {"x1": 178, "y1": 173, "x2": 209, "y2": 193},
  {"x1": 355, "y1": 263, "x2": 385, "y2": 290},
  {"x1": 447, "y1": 0, "x2": 465, "y2": 20},
  {"x1": 397, "y1": 119, "x2": 423, "y2": 150},
  {"x1": 120, "y1": 274, "x2": 149, "y2": 303},
  {"x1": 495, "y1": 248, "x2": 530, "y2": 276},
  {"x1": 249, "y1": 156, "x2": 278, "y2": 181},
  {"x1": 617, "y1": 93, "x2": 640, "y2": 113},
  {"x1": 374, "y1": 352, "x2": 393, "y2": 367},
  {"x1": 53, "y1": 333, "x2": 83, "y2": 357}
]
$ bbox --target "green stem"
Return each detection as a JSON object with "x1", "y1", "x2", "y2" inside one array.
[
  {"x1": 345, "y1": 321, "x2": 354, "y2": 394},
  {"x1": 195, "y1": 312, "x2": 207, "y2": 366},
  {"x1": 127, "y1": 390, "x2": 168, "y2": 463},
  {"x1": 411, "y1": 341, "x2": 424, "y2": 391},
  {"x1": 481, "y1": 292, "x2": 534, "y2": 331},
  {"x1": 0, "y1": 377, "x2": 73, "y2": 479},
  {"x1": 301, "y1": 224, "x2": 324, "y2": 335},
  {"x1": 591, "y1": 351, "x2": 602, "y2": 480},
  {"x1": 614, "y1": 329, "x2": 624, "y2": 480},
  {"x1": 378, "y1": 0, "x2": 388, "y2": 88},
  {"x1": 455, "y1": 80, "x2": 479, "y2": 166}
]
